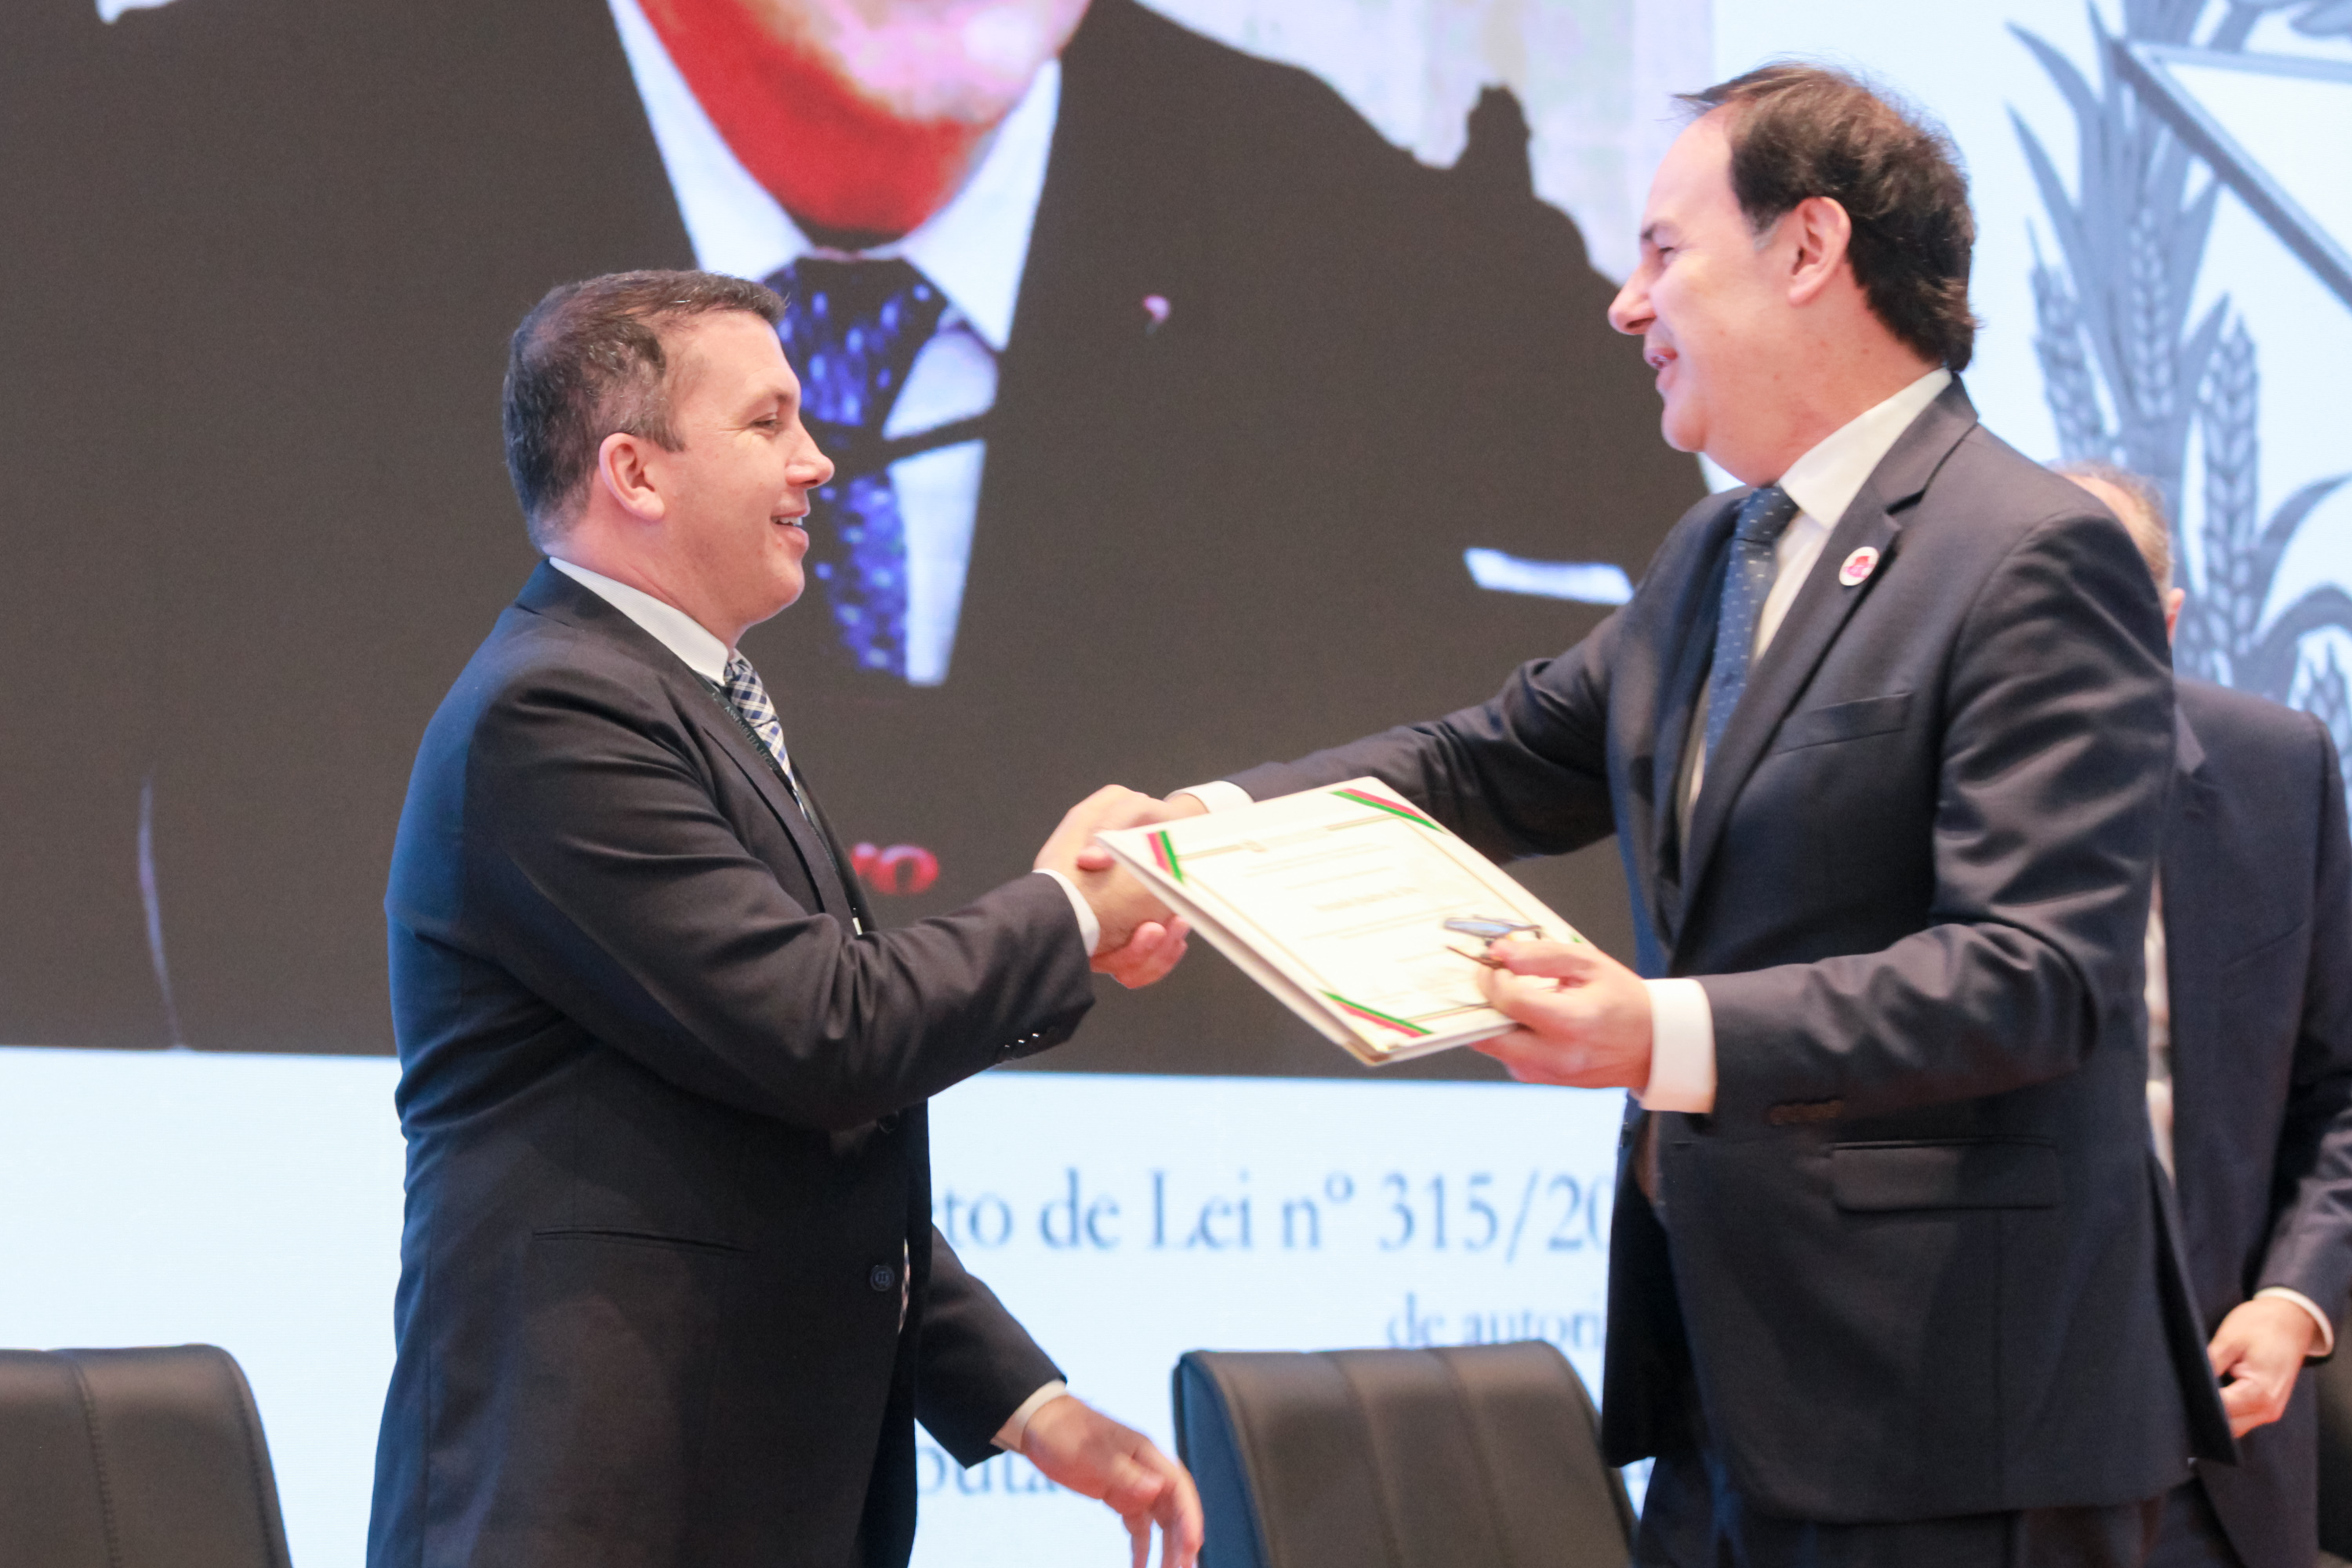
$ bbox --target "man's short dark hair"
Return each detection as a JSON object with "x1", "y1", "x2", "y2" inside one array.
[
  {"x1": 1680, "y1": 64, "x2": 1978, "y2": 371},
  {"x1": 503, "y1": 270, "x2": 785, "y2": 545}
]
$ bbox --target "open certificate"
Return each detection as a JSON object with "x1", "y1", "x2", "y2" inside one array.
[{"x1": 1095, "y1": 779, "x2": 1585, "y2": 1065}]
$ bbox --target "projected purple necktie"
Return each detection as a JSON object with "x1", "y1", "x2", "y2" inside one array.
[
  {"x1": 1703, "y1": 484, "x2": 1801, "y2": 761},
  {"x1": 769, "y1": 257, "x2": 949, "y2": 681}
]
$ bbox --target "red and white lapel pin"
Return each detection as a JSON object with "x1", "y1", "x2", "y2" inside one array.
[{"x1": 1838, "y1": 546, "x2": 1881, "y2": 587}]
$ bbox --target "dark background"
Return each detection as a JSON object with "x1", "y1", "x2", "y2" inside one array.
[{"x1": 0, "y1": 0, "x2": 1697, "y2": 1076}]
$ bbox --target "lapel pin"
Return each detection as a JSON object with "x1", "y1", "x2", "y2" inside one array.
[
  {"x1": 1142, "y1": 294, "x2": 1171, "y2": 335},
  {"x1": 1838, "y1": 546, "x2": 1880, "y2": 587}
]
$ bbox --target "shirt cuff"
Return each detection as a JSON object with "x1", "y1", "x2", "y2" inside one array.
[
  {"x1": 1638, "y1": 978, "x2": 1717, "y2": 1113},
  {"x1": 1035, "y1": 870, "x2": 1101, "y2": 957},
  {"x1": 993, "y1": 1379, "x2": 1070, "y2": 1452},
  {"x1": 1174, "y1": 780, "x2": 1254, "y2": 814},
  {"x1": 2255, "y1": 1286, "x2": 2336, "y2": 1357}
]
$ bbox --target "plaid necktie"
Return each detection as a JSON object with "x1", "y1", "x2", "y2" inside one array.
[
  {"x1": 718, "y1": 653, "x2": 865, "y2": 935},
  {"x1": 1703, "y1": 484, "x2": 1802, "y2": 762},
  {"x1": 769, "y1": 257, "x2": 950, "y2": 681},
  {"x1": 720, "y1": 652, "x2": 792, "y2": 774}
]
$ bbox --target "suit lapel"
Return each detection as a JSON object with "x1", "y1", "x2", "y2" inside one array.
[
  {"x1": 680, "y1": 687, "x2": 865, "y2": 924},
  {"x1": 515, "y1": 563, "x2": 865, "y2": 924},
  {"x1": 786, "y1": 754, "x2": 880, "y2": 933},
  {"x1": 1678, "y1": 381, "x2": 1980, "y2": 918}
]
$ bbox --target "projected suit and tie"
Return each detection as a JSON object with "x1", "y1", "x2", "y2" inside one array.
[{"x1": 0, "y1": 0, "x2": 1697, "y2": 1068}]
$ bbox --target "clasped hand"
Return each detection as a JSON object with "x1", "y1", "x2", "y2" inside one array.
[
  {"x1": 2209, "y1": 1294, "x2": 2320, "y2": 1437},
  {"x1": 1470, "y1": 935, "x2": 1655, "y2": 1089},
  {"x1": 1035, "y1": 788, "x2": 1206, "y2": 988}
]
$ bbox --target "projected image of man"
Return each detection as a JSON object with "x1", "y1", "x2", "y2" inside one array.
[
  {"x1": 368, "y1": 270, "x2": 1200, "y2": 1568},
  {"x1": 0, "y1": 0, "x2": 1701, "y2": 1064}
]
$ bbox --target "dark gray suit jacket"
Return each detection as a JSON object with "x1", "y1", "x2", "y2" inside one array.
[
  {"x1": 2165, "y1": 677, "x2": 2352, "y2": 1568},
  {"x1": 370, "y1": 564, "x2": 1089, "y2": 1568},
  {"x1": 1228, "y1": 381, "x2": 2234, "y2": 1521}
]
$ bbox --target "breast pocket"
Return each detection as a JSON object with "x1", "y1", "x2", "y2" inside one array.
[
  {"x1": 1773, "y1": 691, "x2": 1914, "y2": 753},
  {"x1": 1830, "y1": 1139, "x2": 2060, "y2": 1212}
]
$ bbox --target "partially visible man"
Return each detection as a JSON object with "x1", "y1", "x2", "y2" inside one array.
[
  {"x1": 368, "y1": 270, "x2": 1200, "y2": 1568},
  {"x1": 1138, "y1": 66, "x2": 2233, "y2": 1563},
  {"x1": 2061, "y1": 461, "x2": 2352, "y2": 1568}
]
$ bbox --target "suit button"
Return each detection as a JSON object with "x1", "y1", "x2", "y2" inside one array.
[{"x1": 869, "y1": 1263, "x2": 896, "y2": 1293}]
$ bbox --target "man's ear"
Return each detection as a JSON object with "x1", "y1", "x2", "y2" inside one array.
[
  {"x1": 1784, "y1": 194, "x2": 1854, "y2": 308},
  {"x1": 595, "y1": 430, "x2": 666, "y2": 523}
]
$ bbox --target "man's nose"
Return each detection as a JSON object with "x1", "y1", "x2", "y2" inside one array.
[
  {"x1": 794, "y1": 430, "x2": 837, "y2": 488},
  {"x1": 1607, "y1": 276, "x2": 1651, "y2": 337}
]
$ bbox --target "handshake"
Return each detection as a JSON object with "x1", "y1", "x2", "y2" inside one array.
[
  {"x1": 1032, "y1": 786, "x2": 1212, "y2": 989},
  {"x1": 1029, "y1": 783, "x2": 1664, "y2": 1094}
]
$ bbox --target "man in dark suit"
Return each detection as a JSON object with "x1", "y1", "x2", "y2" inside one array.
[
  {"x1": 1142, "y1": 66, "x2": 2231, "y2": 1562},
  {"x1": 0, "y1": 0, "x2": 1695, "y2": 1066},
  {"x1": 370, "y1": 270, "x2": 1201, "y2": 1568},
  {"x1": 2060, "y1": 463, "x2": 2352, "y2": 1568}
]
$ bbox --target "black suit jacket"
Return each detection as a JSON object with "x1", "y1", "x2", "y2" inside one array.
[
  {"x1": 369, "y1": 564, "x2": 1089, "y2": 1568},
  {"x1": 2163, "y1": 677, "x2": 2352, "y2": 1568},
  {"x1": 0, "y1": 0, "x2": 1694, "y2": 1065},
  {"x1": 1225, "y1": 381, "x2": 2234, "y2": 1520}
]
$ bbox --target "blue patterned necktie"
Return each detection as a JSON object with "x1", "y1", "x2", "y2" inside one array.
[
  {"x1": 1703, "y1": 484, "x2": 1802, "y2": 762},
  {"x1": 768, "y1": 257, "x2": 949, "y2": 681}
]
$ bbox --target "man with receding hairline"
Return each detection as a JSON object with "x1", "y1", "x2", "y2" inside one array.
[
  {"x1": 369, "y1": 269, "x2": 1201, "y2": 1568},
  {"x1": 2058, "y1": 459, "x2": 2352, "y2": 1568},
  {"x1": 1126, "y1": 64, "x2": 2234, "y2": 1564}
]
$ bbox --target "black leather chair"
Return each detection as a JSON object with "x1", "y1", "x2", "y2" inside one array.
[
  {"x1": 1173, "y1": 1341, "x2": 1632, "y2": 1568},
  {"x1": 0, "y1": 1344, "x2": 292, "y2": 1568}
]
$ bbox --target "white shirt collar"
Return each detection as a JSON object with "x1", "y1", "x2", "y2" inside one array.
[
  {"x1": 1776, "y1": 367, "x2": 1953, "y2": 529},
  {"x1": 604, "y1": 0, "x2": 1059, "y2": 351},
  {"x1": 546, "y1": 556, "x2": 733, "y2": 685}
]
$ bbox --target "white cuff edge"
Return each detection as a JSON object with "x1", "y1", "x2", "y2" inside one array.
[
  {"x1": 2255, "y1": 1286, "x2": 2337, "y2": 1357},
  {"x1": 1035, "y1": 869, "x2": 1100, "y2": 957},
  {"x1": 993, "y1": 1379, "x2": 1071, "y2": 1452},
  {"x1": 1637, "y1": 978, "x2": 1717, "y2": 1113},
  {"x1": 1174, "y1": 780, "x2": 1254, "y2": 814}
]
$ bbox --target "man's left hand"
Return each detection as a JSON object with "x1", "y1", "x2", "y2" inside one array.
[
  {"x1": 1471, "y1": 937, "x2": 1653, "y2": 1089},
  {"x1": 2210, "y1": 1296, "x2": 2320, "y2": 1437},
  {"x1": 1019, "y1": 1396, "x2": 1203, "y2": 1568}
]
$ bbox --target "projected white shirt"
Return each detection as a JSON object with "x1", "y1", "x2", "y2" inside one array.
[{"x1": 604, "y1": 0, "x2": 1062, "y2": 688}]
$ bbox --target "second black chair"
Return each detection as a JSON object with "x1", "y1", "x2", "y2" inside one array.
[
  {"x1": 0, "y1": 1343, "x2": 292, "y2": 1568},
  {"x1": 1173, "y1": 1341, "x2": 1632, "y2": 1568}
]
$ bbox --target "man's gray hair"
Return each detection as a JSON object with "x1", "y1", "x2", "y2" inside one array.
[{"x1": 2051, "y1": 459, "x2": 2172, "y2": 594}]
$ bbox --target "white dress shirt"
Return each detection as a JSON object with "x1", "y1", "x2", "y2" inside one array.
[
  {"x1": 1180, "y1": 367, "x2": 1955, "y2": 1114},
  {"x1": 2143, "y1": 882, "x2": 2335, "y2": 1352},
  {"x1": 605, "y1": 0, "x2": 1061, "y2": 687}
]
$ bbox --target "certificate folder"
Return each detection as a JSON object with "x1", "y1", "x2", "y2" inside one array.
[{"x1": 1097, "y1": 779, "x2": 1585, "y2": 1065}]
